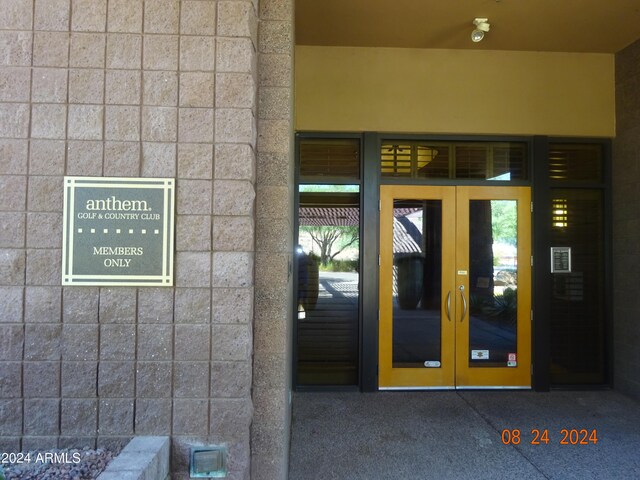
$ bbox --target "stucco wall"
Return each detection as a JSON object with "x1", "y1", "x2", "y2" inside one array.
[
  {"x1": 295, "y1": 46, "x2": 615, "y2": 137},
  {"x1": 613, "y1": 39, "x2": 640, "y2": 400},
  {"x1": 0, "y1": 1, "x2": 262, "y2": 478}
]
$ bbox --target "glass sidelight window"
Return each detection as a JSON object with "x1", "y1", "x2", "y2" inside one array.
[
  {"x1": 548, "y1": 143, "x2": 607, "y2": 385},
  {"x1": 295, "y1": 137, "x2": 361, "y2": 387},
  {"x1": 549, "y1": 189, "x2": 606, "y2": 384}
]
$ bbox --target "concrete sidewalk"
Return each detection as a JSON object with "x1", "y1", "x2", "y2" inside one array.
[{"x1": 289, "y1": 390, "x2": 640, "y2": 479}]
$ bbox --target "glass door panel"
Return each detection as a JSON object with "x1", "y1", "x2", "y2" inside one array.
[
  {"x1": 468, "y1": 199, "x2": 518, "y2": 368},
  {"x1": 392, "y1": 200, "x2": 442, "y2": 368}
]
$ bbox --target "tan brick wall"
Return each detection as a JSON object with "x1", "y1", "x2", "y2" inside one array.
[{"x1": 0, "y1": 1, "x2": 265, "y2": 478}]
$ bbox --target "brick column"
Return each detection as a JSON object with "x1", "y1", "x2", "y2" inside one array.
[
  {"x1": 252, "y1": 0, "x2": 295, "y2": 478},
  {"x1": 613, "y1": 39, "x2": 640, "y2": 400}
]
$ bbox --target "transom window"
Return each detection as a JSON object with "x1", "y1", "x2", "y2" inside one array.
[{"x1": 381, "y1": 141, "x2": 528, "y2": 181}]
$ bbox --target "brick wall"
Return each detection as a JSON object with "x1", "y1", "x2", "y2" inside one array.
[
  {"x1": 613, "y1": 39, "x2": 640, "y2": 400},
  {"x1": 0, "y1": 1, "x2": 268, "y2": 478}
]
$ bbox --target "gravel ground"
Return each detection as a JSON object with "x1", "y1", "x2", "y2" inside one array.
[{"x1": 1, "y1": 448, "x2": 117, "y2": 480}]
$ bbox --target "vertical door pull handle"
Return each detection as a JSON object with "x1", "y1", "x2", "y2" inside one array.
[
  {"x1": 459, "y1": 285, "x2": 467, "y2": 322},
  {"x1": 446, "y1": 291, "x2": 451, "y2": 321}
]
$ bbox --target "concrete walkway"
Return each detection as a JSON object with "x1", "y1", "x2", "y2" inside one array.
[{"x1": 289, "y1": 390, "x2": 640, "y2": 479}]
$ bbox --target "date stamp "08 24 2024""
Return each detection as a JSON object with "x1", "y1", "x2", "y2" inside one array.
[{"x1": 501, "y1": 428, "x2": 599, "y2": 445}]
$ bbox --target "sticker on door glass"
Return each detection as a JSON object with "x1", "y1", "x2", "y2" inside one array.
[
  {"x1": 507, "y1": 352, "x2": 517, "y2": 367},
  {"x1": 471, "y1": 350, "x2": 490, "y2": 360},
  {"x1": 424, "y1": 361, "x2": 441, "y2": 368}
]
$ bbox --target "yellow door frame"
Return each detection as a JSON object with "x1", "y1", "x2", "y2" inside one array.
[{"x1": 378, "y1": 185, "x2": 531, "y2": 389}]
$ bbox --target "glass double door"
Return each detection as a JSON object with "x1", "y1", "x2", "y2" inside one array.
[{"x1": 379, "y1": 185, "x2": 531, "y2": 389}]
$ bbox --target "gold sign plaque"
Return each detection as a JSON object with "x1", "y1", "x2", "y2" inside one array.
[{"x1": 62, "y1": 176, "x2": 175, "y2": 286}]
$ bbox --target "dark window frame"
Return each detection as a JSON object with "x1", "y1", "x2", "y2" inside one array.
[{"x1": 294, "y1": 132, "x2": 612, "y2": 393}]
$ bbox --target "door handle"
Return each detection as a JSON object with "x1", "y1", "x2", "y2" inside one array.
[
  {"x1": 459, "y1": 285, "x2": 467, "y2": 322},
  {"x1": 446, "y1": 291, "x2": 451, "y2": 321}
]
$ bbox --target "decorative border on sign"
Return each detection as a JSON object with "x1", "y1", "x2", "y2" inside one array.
[{"x1": 62, "y1": 176, "x2": 175, "y2": 286}]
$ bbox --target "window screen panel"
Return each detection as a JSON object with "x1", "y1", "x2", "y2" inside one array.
[
  {"x1": 299, "y1": 138, "x2": 360, "y2": 180},
  {"x1": 381, "y1": 144, "x2": 413, "y2": 177},
  {"x1": 381, "y1": 141, "x2": 527, "y2": 181},
  {"x1": 549, "y1": 144, "x2": 603, "y2": 183},
  {"x1": 455, "y1": 145, "x2": 488, "y2": 179},
  {"x1": 493, "y1": 144, "x2": 528, "y2": 180}
]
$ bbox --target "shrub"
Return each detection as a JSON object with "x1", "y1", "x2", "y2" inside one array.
[{"x1": 320, "y1": 259, "x2": 359, "y2": 272}]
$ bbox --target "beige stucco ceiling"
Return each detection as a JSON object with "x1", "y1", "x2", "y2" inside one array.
[{"x1": 295, "y1": 0, "x2": 640, "y2": 53}]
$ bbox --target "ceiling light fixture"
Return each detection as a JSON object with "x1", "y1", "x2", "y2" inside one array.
[{"x1": 471, "y1": 18, "x2": 490, "y2": 42}]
